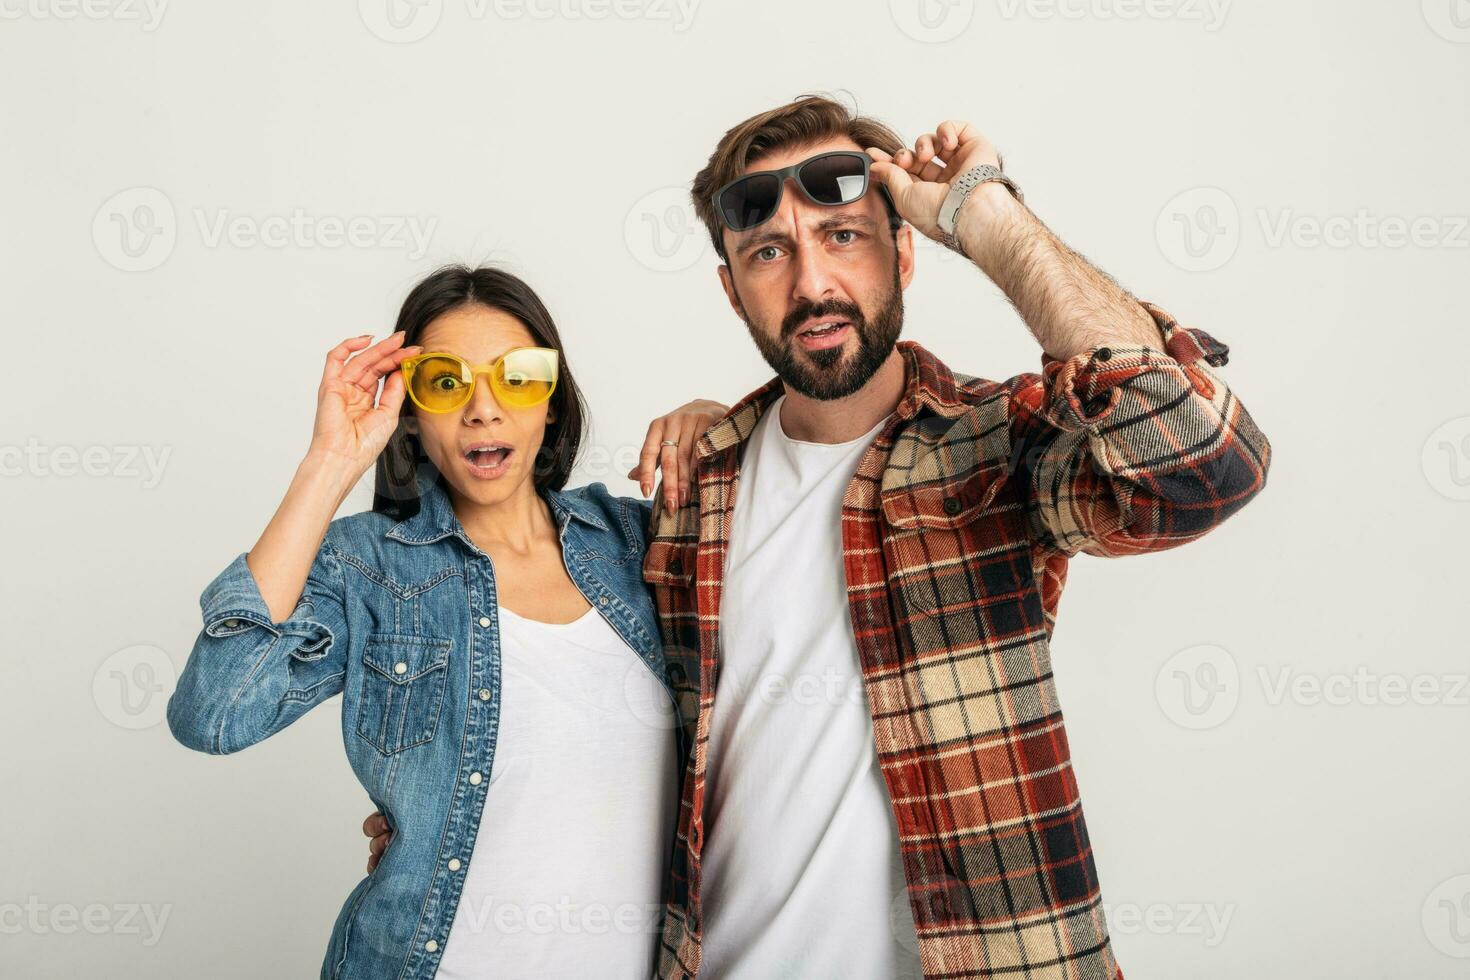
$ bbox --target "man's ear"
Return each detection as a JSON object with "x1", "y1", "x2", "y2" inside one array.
[
  {"x1": 897, "y1": 223, "x2": 916, "y2": 291},
  {"x1": 716, "y1": 263, "x2": 743, "y2": 318}
]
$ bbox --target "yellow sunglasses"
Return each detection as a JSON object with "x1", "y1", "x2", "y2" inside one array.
[{"x1": 400, "y1": 347, "x2": 559, "y2": 414}]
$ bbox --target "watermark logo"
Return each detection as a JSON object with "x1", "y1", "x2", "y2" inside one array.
[
  {"x1": 0, "y1": 898, "x2": 171, "y2": 945},
  {"x1": 93, "y1": 187, "x2": 176, "y2": 273},
  {"x1": 1422, "y1": 416, "x2": 1470, "y2": 501},
  {"x1": 1423, "y1": 875, "x2": 1470, "y2": 958},
  {"x1": 890, "y1": 0, "x2": 975, "y2": 42},
  {"x1": 1156, "y1": 187, "x2": 1239, "y2": 272},
  {"x1": 1422, "y1": 0, "x2": 1470, "y2": 43},
  {"x1": 624, "y1": 186, "x2": 709, "y2": 272},
  {"x1": 1155, "y1": 643, "x2": 1239, "y2": 730},
  {"x1": 1104, "y1": 900, "x2": 1235, "y2": 947},
  {"x1": 359, "y1": 0, "x2": 443, "y2": 42},
  {"x1": 0, "y1": 439, "x2": 172, "y2": 487},
  {"x1": 92, "y1": 645, "x2": 176, "y2": 730}
]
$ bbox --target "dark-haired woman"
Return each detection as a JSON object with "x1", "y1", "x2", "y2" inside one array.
[{"x1": 167, "y1": 265, "x2": 724, "y2": 979}]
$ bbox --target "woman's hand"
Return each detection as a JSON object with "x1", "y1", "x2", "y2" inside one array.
[
  {"x1": 363, "y1": 810, "x2": 392, "y2": 873},
  {"x1": 308, "y1": 331, "x2": 422, "y2": 476},
  {"x1": 627, "y1": 398, "x2": 730, "y2": 511}
]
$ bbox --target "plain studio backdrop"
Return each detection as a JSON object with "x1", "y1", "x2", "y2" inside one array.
[{"x1": 3, "y1": 1, "x2": 1467, "y2": 976}]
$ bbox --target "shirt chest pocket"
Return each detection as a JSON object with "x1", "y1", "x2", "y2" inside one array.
[{"x1": 356, "y1": 632, "x2": 454, "y2": 755}]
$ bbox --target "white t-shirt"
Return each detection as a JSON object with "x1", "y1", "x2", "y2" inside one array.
[
  {"x1": 434, "y1": 604, "x2": 677, "y2": 980},
  {"x1": 700, "y1": 394, "x2": 923, "y2": 979}
]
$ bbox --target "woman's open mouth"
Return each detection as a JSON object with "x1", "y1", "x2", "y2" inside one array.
[{"x1": 461, "y1": 442, "x2": 514, "y2": 479}]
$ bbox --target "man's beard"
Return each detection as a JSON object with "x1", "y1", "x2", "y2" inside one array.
[{"x1": 738, "y1": 264, "x2": 904, "y2": 401}]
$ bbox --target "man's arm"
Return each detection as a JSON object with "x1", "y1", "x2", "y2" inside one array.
[{"x1": 869, "y1": 120, "x2": 1271, "y2": 556}]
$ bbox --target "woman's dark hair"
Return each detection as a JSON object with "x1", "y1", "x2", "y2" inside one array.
[{"x1": 372, "y1": 264, "x2": 588, "y2": 520}]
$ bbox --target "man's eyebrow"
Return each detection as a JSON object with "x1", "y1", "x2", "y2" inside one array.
[{"x1": 734, "y1": 211, "x2": 879, "y2": 256}]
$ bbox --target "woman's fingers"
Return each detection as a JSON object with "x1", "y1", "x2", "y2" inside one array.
[
  {"x1": 324, "y1": 334, "x2": 375, "y2": 386},
  {"x1": 659, "y1": 438, "x2": 680, "y2": 511},
  {"x1": 342, "y1": 331, "x2": 409, "y2": 389},
  {"x1": 636, "y1": 419, "x2": 668, "y2": 499}
]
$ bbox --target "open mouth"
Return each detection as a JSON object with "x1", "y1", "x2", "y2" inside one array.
[
  {"x1": 462, "y1": 442, "x2": 514, "y2": 478},
  {"x1": 795, "y1": 319, "x2": 852, "y2": 350}
]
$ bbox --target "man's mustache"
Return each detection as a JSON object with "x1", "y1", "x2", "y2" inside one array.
[{"x1": 781, "y1": 299, "x2": 865, "y2": 340}]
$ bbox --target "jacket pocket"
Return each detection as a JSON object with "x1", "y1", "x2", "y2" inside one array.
[{"x1": 356, "y1": 632, "x2": 453, "y2": 755}]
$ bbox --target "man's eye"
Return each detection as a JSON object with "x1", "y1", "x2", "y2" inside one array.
[
  {"x1": 832, "y1": 229, "x2": 858, "y2": 245},
  {"x1": 755, "y1": 246, "x2": 781, "y2": 262}
]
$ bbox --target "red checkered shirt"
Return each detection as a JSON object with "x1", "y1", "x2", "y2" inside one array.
[{"x1": 643, "y1": 301, "x2": 1271, "y2": 979}]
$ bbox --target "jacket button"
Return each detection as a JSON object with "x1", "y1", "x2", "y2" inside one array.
[
  {"x1": 668, "y1": 558, "x2": 683, "y2": 575},
  {"x1": 1095, "y1": 346, "x2": 1112, "y2": 362},
  {"x1": 424, "y1": 939, "x2": 438, "y2": 952},
  {"x1": 668, "y1": 664, "x2": 686, "y2": 685},
  {"x1": 598, "y1": 597, "x2": 609, "y2": 607},
  {"x1": 393, "y1": 662, "x2": 408, "y2": 675},
  {"x1": 468, "y1": 771, "x2": 482, "y2": 785},
  {"x1": 478, "y1": 688, "x2": 491, "y2": 701},
  {"x1": 223, "y1": 618, "x2": 239, "y2": 628},
  {"x1": 478, "y1": 616, "x2": 491, "y2": 628},
  {"x1": 942, "y1": 496, "x2": 962, "y2": 516},
  {"x1": 447, "y1": 858, "x2": 461, "y2": 872}
]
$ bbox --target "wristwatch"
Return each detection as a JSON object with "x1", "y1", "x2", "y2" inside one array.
[{"x1": 937, "y1": 165, "x2": 1024, "y2": 237}]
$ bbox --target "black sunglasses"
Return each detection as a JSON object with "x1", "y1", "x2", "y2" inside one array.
[{"x1": 711, "y1": 150, "x2": 898, "y2": 237}]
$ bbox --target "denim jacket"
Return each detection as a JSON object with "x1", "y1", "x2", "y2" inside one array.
[{"x1": 167, "y1": 471, "x2": 671, "y2": 979}]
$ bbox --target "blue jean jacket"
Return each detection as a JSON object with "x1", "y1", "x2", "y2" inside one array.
[{"x1": 167, "y1": 471, "x2": 671, "y2": 979}]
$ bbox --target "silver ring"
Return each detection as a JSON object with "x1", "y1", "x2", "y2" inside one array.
[{"x1": 660, "y1": 439, "x2": 679, "y2": 448}]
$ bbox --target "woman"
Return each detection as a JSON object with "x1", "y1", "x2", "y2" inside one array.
[{"x1": 167, "y1": 265, "x2": 724, "y2": 979}]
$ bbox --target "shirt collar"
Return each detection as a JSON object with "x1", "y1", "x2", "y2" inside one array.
[
  {"x1": 695, "y1": 339, "x2": 969, "y2": 461},
  {"x1": 385, "y1": 471, "x2": 608, "y2": 546}
]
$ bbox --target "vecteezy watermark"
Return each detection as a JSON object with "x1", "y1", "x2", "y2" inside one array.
[
  {"x1": 1423, "y1": 875, "x2": 1470, "y2": 958},
  {"x1": 892, "y1": 0, "x2": 1227, "y2": 43},
  {"x1": 0, "y1": 439, "x2": 172, "y2": 488},
  {"x1": 93, "y1": 645, "x2": 177, "y2": 730},
  {"x1": 1155, "y1": 644, "x2": 1240, "y2": 730},
  {"x1": 358, "y1": 0, "x2": 699, "y2": 42},
  {"x1": 1157, "y1": 186, "x2": 1470, "y2": 272},
  {"x1": 1422, "y1": 416, "x2": 1470, "y2": 502},
  {"x1": 624, "y1": 186, "x2": 711, "y2": 273},
  {"x1": 1258, "y1": 666, "x2": 1470, "y2": 709},
  {"x1": 0, "y1": 0, "x2": 168, "y2": 30},
  {"x1": 93, "y1": 187, "x2": 439, "y2": 272},
  {"x1": 448, "y1": 896, "x2": 663, "y2": 937},
  {"x1": 1157, "y1": 644, "x2": 1470, "y2": 730},
  {"x1": 0, "y1": 897, "x2": 171, "y2": 946},
  {"x1": 1103, "y1": 901, "x2": 1236, "y2": 947},
  {"x1": 1422, "y1": 0, "x2": 1470, "y2": 43},
  {"x1": 993, "y1": 0, "x2": 1230, "y2": 30}
]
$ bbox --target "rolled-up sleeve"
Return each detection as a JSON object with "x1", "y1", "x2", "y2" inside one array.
[
  {"x1": 167, "y1": 543, "x2": 350, "y2": 755},
  {"x1": 1012, "y1": 300, "x2": 1272, "y2": 557}
]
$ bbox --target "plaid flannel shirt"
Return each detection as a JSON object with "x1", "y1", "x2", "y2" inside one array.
[{"x1": 643, "y1": 301, "x2": 1271, "y2": 979}]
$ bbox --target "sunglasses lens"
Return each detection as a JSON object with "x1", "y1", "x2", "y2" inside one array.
[
  {"x1": 719, "y1": 173, "x2": 782, "y2": 231},
  {"x1": 494, "y1": 348, "x2": 558, "y2": 407},
  {"x1": 408, "y1": 354, "x2": 472, "y2": 412},
  {"x1": 799, "y1": 154, "x2": 868, "y2": 205}
]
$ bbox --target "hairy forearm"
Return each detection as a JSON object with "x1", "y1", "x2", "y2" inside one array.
[{"x1": 956, "y1": 184, "x2": 1166, "y2": 361}]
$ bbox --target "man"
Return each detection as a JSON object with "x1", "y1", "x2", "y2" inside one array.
[{"x1": 369, "y1": 96, "x2": 1270, "y2": 978}]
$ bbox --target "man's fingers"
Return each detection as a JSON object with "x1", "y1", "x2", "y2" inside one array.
[
  {"x1": 362, "y1": 812, "x2": 388, "y2": 837},
  {"x1": 869, "y1": 160, "x2": 915, "y2": 201}
]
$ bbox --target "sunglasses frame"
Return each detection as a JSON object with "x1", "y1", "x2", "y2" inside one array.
[
  {"x1": 710, "y1": 149, "x2": 902, "y2": 252},
  {"x1": 399, "y1": 346, "x2": 559, "y2": 414}
]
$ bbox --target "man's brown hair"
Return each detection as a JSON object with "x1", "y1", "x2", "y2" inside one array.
[{"x1": 691, "y1": 94, "x2": 907, "y2": 261}]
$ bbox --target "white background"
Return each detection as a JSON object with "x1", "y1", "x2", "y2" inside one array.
[{"x1": 4, "y1": 0, "x2": 1469, "y2": 976}]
